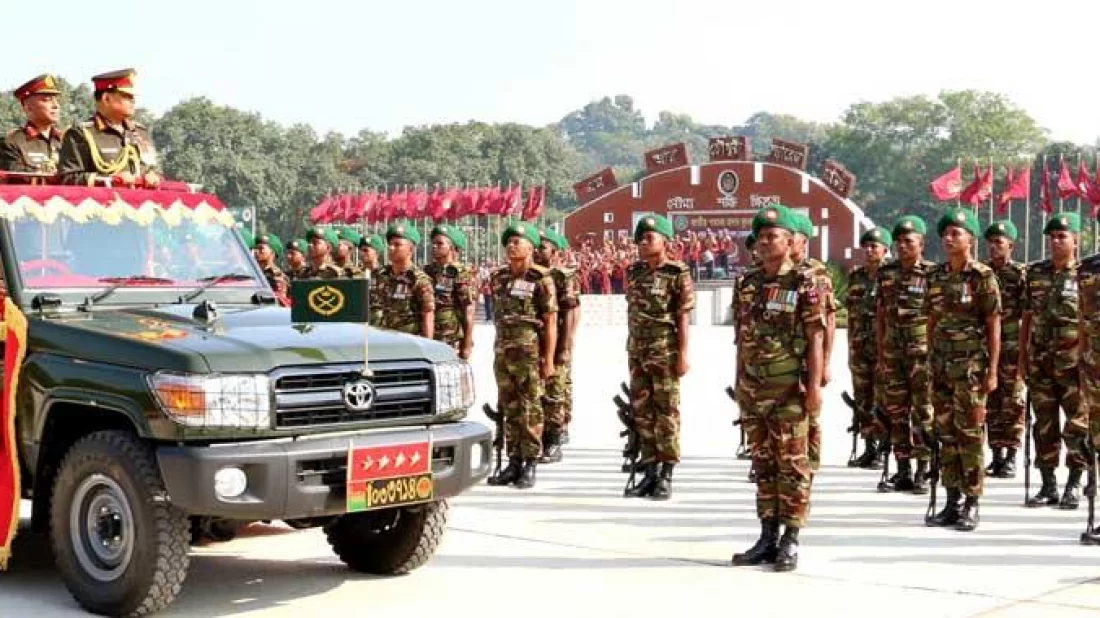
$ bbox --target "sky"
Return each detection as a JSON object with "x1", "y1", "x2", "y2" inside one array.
[{"x1": 5, "y1": 0, "x2": 1100, "y2": 144}]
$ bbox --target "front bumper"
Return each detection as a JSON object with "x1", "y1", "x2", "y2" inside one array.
[{"x1": 156, "y1": 421, "x2": 492, "y2": 519}]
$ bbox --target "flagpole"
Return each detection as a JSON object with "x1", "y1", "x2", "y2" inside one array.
[
  {"x1": 988, "y1": 156, "x2": 994, "y2": 227},
  {"x1": 1022, "y1": 164, "x2": 1029, "y2": 263}
]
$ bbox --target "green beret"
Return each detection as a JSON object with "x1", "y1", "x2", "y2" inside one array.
[
  {"x1": 358, "y1": 233, "x2": 385, "y2": 255},
  {"x1": 337, "y1": 227, "x2": 362, "y2": 247},
  {"x1": 540, "y1": 229, "x2": 568, "y2": 251},
  {"x1": 431, "y1": 224, "x2": 465, "y2": 251},
  {"x1": 751, "y1": 204, "x2": 797, "y2": 236},
  {"x1": 269, "y1": 234, "x2": 285, "y2": 258},
  {"x1": 892, "y1": 215, "x2": 927, "y2": 238},
  {"x1": 386, "y1": 220, "x2": 421, "y2": 245},
  {"x1": 792, "y1": 213, "x2": 815, "y2": 238},
  {"x1": 859, "y1": 227, "x2": 892, "y2": 247},
  {"x1": 306, "y1": 227, "x2": 339, "y2": 248},
  {"x1": 745, "y1": 233, "x2": 756, "y2": 250},
  {"x1": 286, "y1": 239, "x2": 307, "y2": 254},
  {"x1": 501, "y1": 221, "x2": 541, "y2": 248},
  {"x1": 1044, "y1": 212, "x2": 1081, "y2": 235},
  {"x1": 937, "y1": 207, "x2": 980, "y2": 238},
  {"x1": 984, "y1": 220, "x2": 1018, "y2": 242},
  {"x1": 633, "y1": 214, "x2": 674, "y2": 242}
]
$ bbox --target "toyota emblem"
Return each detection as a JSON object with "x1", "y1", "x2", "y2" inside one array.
[{"x1": 343, "y1": 380, "x2": 376, "y2": 412}]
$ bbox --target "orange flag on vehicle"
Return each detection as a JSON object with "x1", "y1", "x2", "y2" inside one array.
[{"x1": 0, "y1": 297, "x2": 28, "y2": 570}]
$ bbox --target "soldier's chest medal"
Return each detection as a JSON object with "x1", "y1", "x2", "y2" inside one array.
[
  {"x1": 650, "y1": 277, "x2": 667, "y2": 295},
  {"x1": 510, "y1": 279, "x2": 535, "y2": 298},
  {"x1": 957, "y1": 281, "x2": 972, "y2": 305},
  {"x1": 435, "y1": 276, "x2": 454, "y2": 293},
  {"x1": 1062, "y1": 278, "x2": 1078, "y2": 299},
  {"x1": 393, "y1": 282, "x2": 409, "y2": 300},
  {"x1": 906, "y1": 276, "x2": 926, "y2": 295},
  {"x1": 763, "y1": 286, "x2": 797, "y2": 313}
]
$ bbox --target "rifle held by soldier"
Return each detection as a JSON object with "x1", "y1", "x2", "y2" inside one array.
[
  {"x1": 726, "y1": 385, "x2": 750, "y2": 460},
  {"x1": 1081, "y1": 440, "x2": 1098, "y2": 545},
  {"x1": 614, "y1": 381, "x2": 641, "y2": 493},
  {"x1": 1024, "y1": 391, "x2": 1032, "y2": 506},
  {"x1": 921, "y1": 426, "x2": 941, "y2": 525},
  {"x1": 482, "y1": 403, "x2": 504, "y2": 481},
  {"x1": 841, "y1": 391, "x2": 862, "y2": 467}
]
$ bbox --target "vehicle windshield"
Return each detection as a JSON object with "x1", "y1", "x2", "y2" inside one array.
[{"x1": 9, "y1": 216, "x2": 263, "y2": 297}]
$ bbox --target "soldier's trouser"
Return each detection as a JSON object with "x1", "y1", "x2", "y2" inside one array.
[
  {"x1": 628, "y1": 345, "x2": 681, "y2": 464},
  {"x1": 883, "y1": 351, "x2": 933, "y2": 461},
  {"x1": 543, "y1": 358, "x2": 572, "y2": 433},
  {"x1": 850, "y1": 352, "x2": 885, "y2": 440},
  {"x1": 932, "y1": 353, "x2": 988, "y2": 498},
  {"x1": 744, "y1": 372, "x2": 812, "y2": 528},
  {"x1": 987, "y1": 338, "x2": 1024, "y2": 449},
  {"x1": 1086, "y1": 352, "x2": 1100, "y2": 453},
  {"x1": 1030, "y1": 367, "x2": 1088, "y2": 470},
  {"x1": 494, "y1": 349, "x2": 544, "y2": 460}
]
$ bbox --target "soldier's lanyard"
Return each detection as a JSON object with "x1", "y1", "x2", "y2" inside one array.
[{"x1": 81, "y1": 124, "x2": 141, "y2": 176}]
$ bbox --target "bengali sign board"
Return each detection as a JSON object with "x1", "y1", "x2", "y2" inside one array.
[
  {"x1": 766, "y1": 139, "x2": 810, "y2": 171},
  {"x1": 821, "y1": 159, "x2": 856, "y2": 198},
  {"x1": 644, "y1": 143, "x2": 689, "y2": 173},
  {"x1": 573, "y1": 168, "x2": 618, "y2": 203},
  {"x1": 708, "y1": 136, "x2": 751, "y2": 162}
]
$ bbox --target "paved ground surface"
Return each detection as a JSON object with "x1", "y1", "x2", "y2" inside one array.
[{"x1": 1, "y1": 324, "x2": 1099, "y2": 617}]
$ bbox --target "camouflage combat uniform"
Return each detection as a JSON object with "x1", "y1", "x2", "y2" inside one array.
[
  {"x1": 371, "y1": 265, "x2": 435, "y2": 336},
  {"x1": 1024, "y1": 260, "x2": 1088, "y2": 471},
  {"x1": 626, "y1": 259, "x2": 694, "y2": 464},
  {"x1": 737, "y1": 259, "x2": 824, "y2": 527},
  {"x1": 1079, "y1": 256, "x2": 1100, "y2": 471},
  {"x1": 846, "y1": 263, "x2": 884, "y2": 440},
  {"x1": 926, "y1": 259, "x2": 1000, "y2": 499},
  {"x1": 425, "y1": 262, "x2": 475, "y2": 350},
  {"x1": 544, "y1": 266, "x2": 581, "y2": 433},
  {"x1": 338, "y1": 261, "x2": 364, "y2": 279},
  {"x1": 986, "y1": 258, "x2": 1026, "y2": 451},
  {"x1": 302, "y1": 260, "x2": 344, "y2": 280},
  {"x1": 795, "y1": 256, "x2": 835, "y2": 472},
  {"x1": 877, "y1": 259, "x2": 937, "y2": 469},
  {"x1": 491, "y1": 264, "x2": 557, "y2": 460},
  {"x1": 261, "y1": 263, "x2": 289, "y2": 295}
]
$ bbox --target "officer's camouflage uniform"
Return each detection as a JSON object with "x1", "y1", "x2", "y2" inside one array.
[
  {"x1": 1080, "y1": 255, "x2": 1100, "y2": 465},
  {"x1": 737, "y1": 259, "x2": 824, "y2": 527},
  {"x1": 847, "y1": 264, "x2": 883, "y2": 440},
  {"x1": 425, "y1": 262, "x2": 475, "y2": 350},
  {"x1": 1025, "y1": 259, "x2": 1088, "y2": 470},
  {"x1": 371, "y1": 265, "x2": 435, "y2": 336},
  {"x1": 1, "y1": 124, "x2": 63, "y2": 174},
  {"x1": 58, "y1": 114, "x2": 160, "y2": 186},
  {"x1": 797, "y1": 256, "x2": 835, "y2": 472},
  {"x1": 544, "y1": 266, "x2": 580, "y2": 433},
  {"x1": 338, "y1": 261, "x2": 364, "y2": 279},
  {"x1": 286, "y1": 265, "x2": 310, "y2": 280},
  {"x1": 926, "y1": 259, "x2": 1000, "y2": 499},
  {"x1": 986, "y1": 257, "x2": 1026, "y2": 452},
  {"x1": 261, "y1": 264, "x2": 289, "y2": 295},
  {"x1": 626, "y1": 259, "x2": 694, "y2": 464},
  {"x1": 877, "y1": 258, "x2": 937, "y2": 466},
  {"x1": 302, "y1": 260, "x2": 343, "y2": 280},
  {"x1": 491, "y1": 264, "x2": 557, "y2": 460}
]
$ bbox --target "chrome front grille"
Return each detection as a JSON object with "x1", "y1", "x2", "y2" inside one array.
[{"x1": 272, "y1": 362, "x2": 433, "y2": 428}]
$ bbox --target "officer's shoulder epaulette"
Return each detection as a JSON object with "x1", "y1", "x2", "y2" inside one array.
[
  {"x1": 527, "y1": 263, "x2": 550, "y2": 277},
  {"x1": 920, "y1": 259, "x2": 937, "y2": 269},
  {"x1": 659, "y1": 260, "x2": 689, "y2": 275},
  {"x1": 1026, "y1": 259, "x2": 1051, "y2": 274},
  {"x1": 627, "y1": 260, "x2": 647, "y2": 274},
  {"x1": 969, "y1": 261, "x2": 994, "y2": 276}
]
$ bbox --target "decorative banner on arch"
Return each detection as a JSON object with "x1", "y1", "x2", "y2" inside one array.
[{"x1": 0, "y1": 186, "x2": 235, "y2": 228}]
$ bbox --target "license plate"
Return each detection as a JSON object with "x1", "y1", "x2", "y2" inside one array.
[{"x1": 346, "y1": 440, "x2": 433, "y2": 513}]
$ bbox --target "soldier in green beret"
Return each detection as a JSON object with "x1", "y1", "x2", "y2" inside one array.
[
  {"x1": 923, "y1": 208, "x2": 1001, "y2": 531},
  {"x1": 1021, "y1": 212, "x2": 1089, "y2": 508},
  {"x1": 624, "y1": 214, "x2": 693, "y2": 500},
  {"x1": 732, "y1": 204, "x2": 825, "y2": 572},
  {"x1": 534, "y1": 229, "x2": 581, "y2": 464},
  {"x1": 335, "y1": 227, "x2": 364, "y2": 278},
  {"x1": 358, "y1": 234, "x2": 385, "y2": 274},
  {"x1": 876, "y1": 215, "x2": 936, "y2": 493},
  {"x1": 1076, "y1": 211, "x2": 1100, "y2": 543},
  {"x1": 487, "y1": 222, "x2": 558, "y2": 489},
  {"x1": 733, "y1": 230, "x2": 762, "y2": 480},
  {"x1": 371, "y1": 221, "x2": 435, "y2": 337},
  {"x1": 790, "y1": 212, "x2": 836, "y2": 477},
  {"x1": 846, "y1": 226, "x2": 892, "y2": 469},
  {"x1": 983, "y1": 220, "x2": 1027, "y2": 478},
  {"x1": 303, "y1": 227, "x2": 344, "y2": 279},
  {"x1": 425, "y1": 224, "x2": 475, "y2": 359},
  {"x1": 252, "y1": 233, "x2": 290, "y2": 300}
]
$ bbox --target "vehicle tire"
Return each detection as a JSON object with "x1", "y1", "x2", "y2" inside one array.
[
  {"x1": 50, "y1": 430, "x2": 190, "y2": 617},
  {"x1": 324, "y1": 499, "x2": 448, "y2": 575}
]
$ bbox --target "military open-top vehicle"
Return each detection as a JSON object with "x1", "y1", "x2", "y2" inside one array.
[{"x1": 0, "y1": 184, "x2": 490, "y2": 616}]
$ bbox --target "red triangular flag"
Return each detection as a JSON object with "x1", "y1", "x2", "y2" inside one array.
[
  {"x1": 1057, "y1": 159, "x2": 1079, "y2": 199},
  {"x1": 960, "y1": 164, "x2": 993, "y2": 206},
  {"x1": 929, "y1": 166, "x2": 963, "y2": 201}
]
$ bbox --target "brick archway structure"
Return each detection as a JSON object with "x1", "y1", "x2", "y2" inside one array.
[{"x1": 564, "y1": 159, "x2": 875, "y2": 269}]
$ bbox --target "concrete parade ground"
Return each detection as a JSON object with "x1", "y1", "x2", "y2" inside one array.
[{"x1": 1, "y1": 324, "x2": 1099, "y2": 617}]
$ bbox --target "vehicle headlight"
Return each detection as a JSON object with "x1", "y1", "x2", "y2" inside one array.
[
  {"x1": 147, "y1": 372, "x2": 272, "y2": 428},
  {"x1": 433, "y1": 360, "x2": 475, "y2": 414}
]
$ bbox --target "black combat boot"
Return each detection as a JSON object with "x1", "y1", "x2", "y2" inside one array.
[
  {"x1": 999, "y1": 448, "x2": 1017, "y2": 478},
  {"x1": 1059, "y1": 468, "x2": 1084, "y2": 510},
  {"x1": 514, "y1": 459, "x2": 538, "y2": 489},
  {"x1": 774, "y1": 526, "x2": 800, "y2": 572},
  {"x1": 985, "y1": 448, "x2": 1005, "y2": 477},
  {"x1": 731, "y1": 518, "x2": 780, "y2": 566},
  {"x1": 650, "y1": 462, "x2": 674, "y2": 500},
  {"x1": 560, "y1": 428, "x2": 570, "y2": 445},
  {"x1": 747, "y1": 464, "x2": 757, "y2": 484},
  {"x1": 1081, "y1": 526, "x2": 1100, "y2": 546},
  {"x1": 625, "y1": 462, "x2": 659, "y2": 497},
  {"x1": 954, "y1": 495, "x2": 980, "y2": 531},
  {"x1": 487, "y1": 458, "x2": 523, "y2": 486},
  {"x1": 854, "y1": 438, "x2": 879, "y2": 469},
  {"x1": 925, "y1": 488, "x2": 962, "y2": 527},
  {"x1": 1026, "y1": 468, "x2": 1059, "y2": 507},
  {"x1": 892, "y1": 458, "x2": 914, "y2": 492},
  {"x1": 912, "y1": 459, "x2": 930, "y2": 495},
  {"x1": 539, "y1": 430, "x2": 563, "y2": 464}
]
